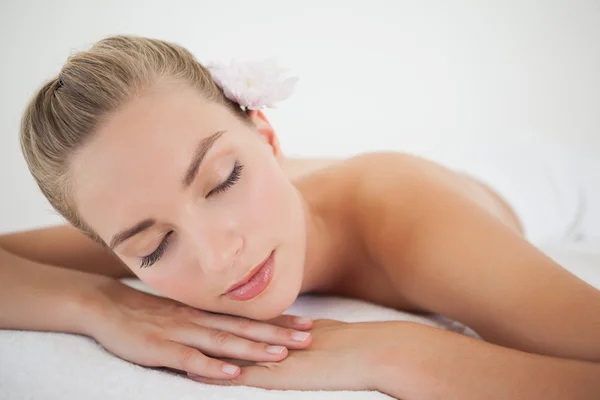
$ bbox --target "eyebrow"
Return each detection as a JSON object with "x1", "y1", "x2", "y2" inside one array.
[
  {"x1": 182, "y1": 130, "x2": 226, "y2": 188},
  {"x1": 109, "y1": 218, "x2": 156, "y2": 250},
  {"x1": 109, "y1": 130, "x2": 225, "y2": 250}
]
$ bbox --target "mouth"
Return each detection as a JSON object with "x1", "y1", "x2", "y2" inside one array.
[{"x1": 223, "y1": 250, "x2": 275, "y2": 301}]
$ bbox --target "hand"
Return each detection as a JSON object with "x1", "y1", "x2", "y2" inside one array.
[
  {"x1": 81, "y1": 279, "x2": 313, "y2": 380},
  {"x1": 190, "y1": 319, "x2": 409, "y2": 392}
]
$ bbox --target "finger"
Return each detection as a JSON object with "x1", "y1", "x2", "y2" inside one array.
[
  {"x1": 218, "y1": 357, "x2": 256, "y2": 368},
  {"x1": 266, "y1": 314, "x2": 313, "y2": 330},
  {"x1": 158, "y1": 342, "x2": 241, "y2": 379},
  {"x1": 190, "y1": 314, "x2": 313, "y2": 350},
  {"x1": 188, "y1": 364, "x2": 286, "y2": 390},
  {"x1": 311, "y1": 319, "x2": 345, "y2": 328},
  {"x1": 171, "y1": 326, "x2": 291, "y2": 362},
  {"x1": 187, "y1": 372, "x2": 238, "y2": 386}
]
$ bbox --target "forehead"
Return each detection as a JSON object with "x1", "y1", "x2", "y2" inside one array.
[{"x1": 69, "y1": 86, "x2": 241, "y2": 240}]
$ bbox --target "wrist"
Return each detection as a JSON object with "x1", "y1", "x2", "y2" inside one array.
[
  {"x1": 65, "y1": 272, "x2": 119, "y2": 337},
  {"x1": 367, "y1": 322, "x2": 434, "y2": 399}
]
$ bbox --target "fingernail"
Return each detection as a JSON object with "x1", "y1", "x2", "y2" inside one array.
[
  {"x1": 266, "y1": 345, "x2": 286, "y2": 354},
  {"x1": 294, "y1": 317, "x2": 312, "y2": 325},
  {"x1": 291, "y1": 331, "x2": 310, "y2": 341},
  {"x1": 222, "y1": 364, "x2": 239, "y2": 375}
]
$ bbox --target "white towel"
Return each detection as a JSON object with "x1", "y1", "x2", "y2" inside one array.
[
  {"x1": 1, "y1": 243, "x2": 599, "y2": 400},
  {"x1": 438, "y1": 139, "x2": 600, "y2": 246},
  {"x1": 0, "y1": 295, "x2": 475, "y2": 400}
]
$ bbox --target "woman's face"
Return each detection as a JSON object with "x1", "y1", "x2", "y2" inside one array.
[{"x1": 71, "y1": 84, "x2": 307, "y2": 320}]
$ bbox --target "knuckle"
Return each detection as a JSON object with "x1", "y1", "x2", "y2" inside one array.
[
  {"x1": 234, "y1": 317, "x2": 253, "y2": 332},
  {"x1": 183, "y1": 306, "x2": 206, "y2": 319},
  {"x1": 267, "y1": 315, "x2": 285, "y2": 325},
  {"x1": 272, "y1": 314, "x2": 294, "y2": 327},
  {"x1": 191, "y1": 309, "x2": 208, "y2": 321},
  {"x1": 177, "y1": 347, "x2": 199, "y2": 371},
  {"x1": 173, "y1": 308, "x2": 198, "y2": 323},
  {"x1": 212, "y1": 330, "x2": 233, "y2": 346},
  {"x1": 164, "y1": 318, "x2": 185, "y2": 331},
  {"x1": 279, "y1": 328, "x2": 295, "y2": 339},
  {"x1": 142, "y1": 332, "x2": 163, "y2": 346},
  {"x1": 228, "y1": 377, "x2": 242, "y2": 386},
  {"x1": 245, "y1": 341, "x2": 264, "y2": 354},
  {"x1": 207, "y1": 377, "x2": 239, "y2": 386}
]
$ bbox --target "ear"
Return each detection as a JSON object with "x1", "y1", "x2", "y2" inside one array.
[{"x1": 247, "y1": 110, "x2": 284, "y2": 163}]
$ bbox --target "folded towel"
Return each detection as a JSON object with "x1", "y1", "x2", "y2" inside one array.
[{"x1": 1, "y1": 244, "x2": 598, "y2": 400}]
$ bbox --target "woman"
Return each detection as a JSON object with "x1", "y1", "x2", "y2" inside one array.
[{"x1": 2, "y1": 35, "x2": 600, "y2": 398}]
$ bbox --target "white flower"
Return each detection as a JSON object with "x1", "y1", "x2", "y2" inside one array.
[{"x1": 206, "y1": 58, "x2": 298, "y2": 110}]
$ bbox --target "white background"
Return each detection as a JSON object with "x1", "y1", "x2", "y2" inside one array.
[{"x1": 1, "y1": 0, "x2": 599, "y2": 233}]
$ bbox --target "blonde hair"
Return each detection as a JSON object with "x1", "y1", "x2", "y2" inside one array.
[{"x1": 20, "y1": 35, "x2": 245, "y2": 243}]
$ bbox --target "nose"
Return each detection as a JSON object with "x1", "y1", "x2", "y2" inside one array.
[
  {"x1": 181, "y1": 201, "x2": 244, "y2": 273},
  {"x1": 192, "y1": 228, "x2": 244, "y2": 273},
  {"x1": 218, "y1": 235, "x2": 243, "y2": 271}
]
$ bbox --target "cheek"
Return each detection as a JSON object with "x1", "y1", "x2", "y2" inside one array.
[
  {"x1": 135, "y1": 261, "x2": 208, "y2": 305},
  {"x1": 136, "y1": 270, "x2": 187, "y2": 299},
  {"x1": 243, "y1": 165, "x2": 291, "y2": 228}
]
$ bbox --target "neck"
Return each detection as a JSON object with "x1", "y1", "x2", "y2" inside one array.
[{"x1": 297, "y1": 189, "x2": 348, "y2": 295}]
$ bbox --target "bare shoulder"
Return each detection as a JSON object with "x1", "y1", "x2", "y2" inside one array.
[
  {"x1": 340, "y1": 151, "x2": 458, "y2": 235},
  {"x1": 337, "y1": 151, "x2": 520, "y2": 233},
  {"x1": 296, "y1": 151, "x2": 519, "y2": 235},
  {"x1": 315, "y1": 151, "x2": 464, "y2": 213},
  {"x1": 312, "y1": 152, "x2": 520, "y2": 262},
  {"x1": 324, "y1": 151, "x2": 462, "y2": 189},
  {"x1": 293, "y1": 151, "x2": 429, "y2": 208},
  {"x1": 296, "y1": 151, "x2": 462, "y2": 211},
  {"x1": 340, "y1": 151, "x2": 430, "y2": 175},
  {"x1": 296, "y1": 151, "x2": 455, "y2": 250},
  {"x1": 342, "y1": 151, "x2": 488, "y2": 194},
  {"x1": 299, "y1": 151, "x2": 439, "y2": 187}
]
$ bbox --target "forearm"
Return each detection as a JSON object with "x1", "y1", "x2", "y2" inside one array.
[
  {"x1": 375, "y1": 323, "x2": 600, "y2": 400},
  {"x1": 0, "y1": 224, "x2": 132, "y2": 278},
  {"x1": 0, "y1": 246, "x2": 112, "y2": 335}
]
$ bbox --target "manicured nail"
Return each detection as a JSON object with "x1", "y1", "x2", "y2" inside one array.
[
  {"x1": 266, "y1": 345, "x2": 286, "y2": 354},
  {"x1": 294, "y1": 317, "x2": 312, "y2": 325},
  {"x1": 222, "y1": 364, "x2": 239, "y2": 375},
  {"x1": 291, "y1": 331, "x2": 310, "y2": 341}
]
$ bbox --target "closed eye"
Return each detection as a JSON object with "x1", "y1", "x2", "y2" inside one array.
[
  {"x1": 207, "y1": 160, "x2": 244, "y2": 197},
  {"x1": 139, "y1": 230, "x2": 173, "y2": 268},
  {"x1": 137, "y1": 161, "x2": 244, "y2": 268}
]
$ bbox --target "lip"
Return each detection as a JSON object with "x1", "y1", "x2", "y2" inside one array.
[{"x1": 224, "y1": 251, "x2": 275, "y2": 301}]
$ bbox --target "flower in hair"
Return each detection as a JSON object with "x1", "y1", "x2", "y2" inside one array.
[{"x1": 206, "y1": 59, "x2": 298, "y2": 110}]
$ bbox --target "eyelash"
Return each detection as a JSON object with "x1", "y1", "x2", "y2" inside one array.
[
  {"x1": 207, "y1": 161, "x2": 244, "y2": 197},
  {"x1": 140, "y1": 231, "x2": 172, "y2": 268},
  {"x1": 138, "y1": 161, "x2": 244, "y2": 268}
]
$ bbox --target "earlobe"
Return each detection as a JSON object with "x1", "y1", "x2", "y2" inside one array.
[{"x1": 247, "y1": 110, "x2": 284, "y2": 162}]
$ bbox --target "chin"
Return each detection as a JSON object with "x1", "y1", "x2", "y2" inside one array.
[
  {"x1": 254, "y1": 287, "x2": 300, "y2": 320},
  {"x1": 242, "y1": 261, "x2": 304, "y2": 321}
]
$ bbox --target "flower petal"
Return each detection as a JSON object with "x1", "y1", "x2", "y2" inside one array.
[{"x1": 206, "y1": 59, "x2": 297, "y2": 110}]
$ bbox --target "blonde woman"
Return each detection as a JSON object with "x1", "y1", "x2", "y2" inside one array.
[{"x1": 2, "y1": 35, "x2": 599, "y2": 399}]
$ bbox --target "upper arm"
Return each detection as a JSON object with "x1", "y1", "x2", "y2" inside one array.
[
  {"x1": 0, "y1": 225, "x2": 133, "y2": 278},
  {"x1": 361, "y1": 153, "x2": 600, "y2": 362}
]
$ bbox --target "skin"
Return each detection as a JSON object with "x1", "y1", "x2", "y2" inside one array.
[
  {"x1": 70, "y1": 83, "x2": 309, "y2": 321},
  {"x1": 2, "y1": 80, "x2": 600, "y2": 398}
]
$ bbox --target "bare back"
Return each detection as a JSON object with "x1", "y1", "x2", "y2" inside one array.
[{"x1": 289, "y1": 152, "x2": 524, "y2": 310}]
